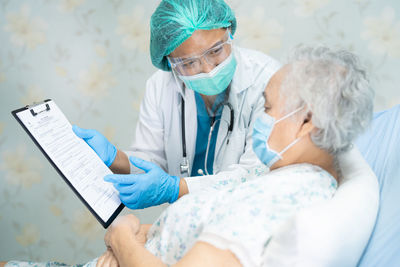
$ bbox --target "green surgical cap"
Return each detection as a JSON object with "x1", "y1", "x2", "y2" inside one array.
[{"x1": 150, "y1": 0, "x2": 237, "y2": 71}]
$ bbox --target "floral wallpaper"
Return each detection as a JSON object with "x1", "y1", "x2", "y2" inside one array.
[{"x1": 0, "y1": 0, "x2": 399, "y2": 264}]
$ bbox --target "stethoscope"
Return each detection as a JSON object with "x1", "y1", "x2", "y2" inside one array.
[{"x1": 180, "y1": 94, "x2": 234, "y2": 176}]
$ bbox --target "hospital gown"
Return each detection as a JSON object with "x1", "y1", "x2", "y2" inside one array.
[
  {"x1": 6, "y1": 163, "x2": 337, "y2": 267},
  {"x1": 145, "y1": 163, "x2": 337, "y2": 266}
]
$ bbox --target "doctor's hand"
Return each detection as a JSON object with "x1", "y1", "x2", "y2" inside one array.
[
  {"x1": 104, "y1": 156, "x2": 180, "y2": 209},
  {"x1": 72, "y1": 125, "x2": 117, "y2": 167}
]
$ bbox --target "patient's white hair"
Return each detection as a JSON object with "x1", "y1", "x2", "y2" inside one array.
[{"x1": 281, "y1": 46, "x2": 374, "y2": 155}]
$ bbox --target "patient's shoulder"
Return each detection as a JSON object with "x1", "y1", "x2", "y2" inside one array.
[{"x1": 270, "y1": 163, "x2": 336, "y2": 183}]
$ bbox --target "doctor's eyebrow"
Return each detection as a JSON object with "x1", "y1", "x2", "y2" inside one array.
[
  {"x1": 180, "y1": 40, "x2": 225, "y2": 60},
  {"x1": 210, "y1": 39, "x2": 224, "y2": 49},
  {"x1": 207, "y1": 31, "x2": 228, "y2": 51}
]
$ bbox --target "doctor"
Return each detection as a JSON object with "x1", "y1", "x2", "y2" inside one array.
[{"x1": 73, "y1": 0, "x2": 281, "y2": 209}]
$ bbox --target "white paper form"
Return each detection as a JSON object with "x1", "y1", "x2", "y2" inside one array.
[{"x1": 16, "y1": 100, "x2": 121, "y2": 222}]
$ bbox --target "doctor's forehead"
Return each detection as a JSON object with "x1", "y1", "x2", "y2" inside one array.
[{"x1": 169, "y1": 28, "x2": 226, "y2": 58}]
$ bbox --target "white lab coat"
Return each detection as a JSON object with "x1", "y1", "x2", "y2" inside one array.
[{"x1": 125, "y1": 46, "x2": 281, "y2": 193}]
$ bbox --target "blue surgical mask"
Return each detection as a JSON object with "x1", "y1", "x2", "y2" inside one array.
[
  {"x1": 252, "y1": 106, "x2": 304, "y2": 168},
  {"x1": 178, "y1": 53, "x2": 237, "y2": 96}
]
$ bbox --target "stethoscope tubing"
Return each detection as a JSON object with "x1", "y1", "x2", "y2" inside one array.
[{"x1": 180, "y1": 95, "x2": 234, "y2": 175}]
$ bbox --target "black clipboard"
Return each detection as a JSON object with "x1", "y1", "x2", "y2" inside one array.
[{"x1": 11, "y1": 99, "x2": 124, "y2": 228}]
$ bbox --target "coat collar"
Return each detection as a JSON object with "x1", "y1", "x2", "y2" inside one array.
[{"x1": 229, "y1": 46, "x2": 255, "y2": 94}]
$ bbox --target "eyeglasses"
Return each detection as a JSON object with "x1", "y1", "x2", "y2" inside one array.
[{"x1": 168, "y1": 30, "x2": 233, "y2": 76}]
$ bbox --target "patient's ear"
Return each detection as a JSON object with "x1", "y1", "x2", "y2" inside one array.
[{"x1": 297, "y1": 112, "x2": 314, "y2": 138}]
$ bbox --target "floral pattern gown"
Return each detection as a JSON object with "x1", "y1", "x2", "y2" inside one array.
[{"x1": 7, "y1": 163, "x2": 337, "y2": 267}]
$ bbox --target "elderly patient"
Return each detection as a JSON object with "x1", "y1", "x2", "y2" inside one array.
[
  {"x1": 2, "y1": 46, "x2": 374, "y2": 267},
  {"x1": 95, "y1": 46, "x2": 373, "y2": 267}
]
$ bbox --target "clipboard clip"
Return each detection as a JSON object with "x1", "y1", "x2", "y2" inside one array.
[{"x1": 26, "y1": 100, "x2": 51, "y2": 116}]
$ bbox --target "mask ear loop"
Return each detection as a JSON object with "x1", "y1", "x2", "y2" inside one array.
[
  {"x1": 278, "y1": 137, "x2": 301, "y2": 156},
  {"x1": 275, "y1": 105, "x2": 305, "y2": 124},
  {"x1": 274, "y1": 105, "x2": 307, "y2": 157}
]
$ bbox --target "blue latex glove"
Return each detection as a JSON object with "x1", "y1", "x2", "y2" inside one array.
[
  {"x1": 72, "y1": 125, "x2": 117, "y2": 167},
  {"x1": 104, "y1": 156, "x2": 180, "y2": 209}
]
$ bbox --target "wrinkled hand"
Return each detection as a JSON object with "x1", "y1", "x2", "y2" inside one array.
[
  {"x1": 96, "y1": 249, "x2": 119, "y2": 267},
  {"x1": 136, "y1": 224, "x2": 152, "y2": 246},
  {"x1": 72, "y1": 125, "x2": 117, "y2": 167},
  {"x1": 104, "y1": 156, "x2": 180, "y2": 209},
  {"x1": 104, "y1": 214, "x2": 141, "y2": 250}
]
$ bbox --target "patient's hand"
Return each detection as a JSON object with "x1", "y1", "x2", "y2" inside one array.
[
  {"x1": 102, "y1": 214, "x2": 153, "y2": 266},
  {"x1": 105, "y1": 214, "x2": 144, "y2": 251},
  {"x1": 96, "y1": 248, "x2": 119, "y2": 267},
  {"x1": 136, "y1": 224, "x2": 152, "y2": 246}
]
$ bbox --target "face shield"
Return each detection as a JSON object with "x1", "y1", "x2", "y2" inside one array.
[
  {"x1": 167, "y1": 30, "x2": 233, "y2": 77},
  {"x1": 167, "y1": 30, "x2": 237, "y2": 96}
]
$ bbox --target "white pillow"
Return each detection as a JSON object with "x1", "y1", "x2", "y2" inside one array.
[{"x1": 263, "y1": 146, "x2": 380, "y2": 267}]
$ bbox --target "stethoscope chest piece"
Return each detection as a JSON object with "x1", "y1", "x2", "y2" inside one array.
[{"x1": 180, "y1": 157, "x2": 190, "y2": 175}]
